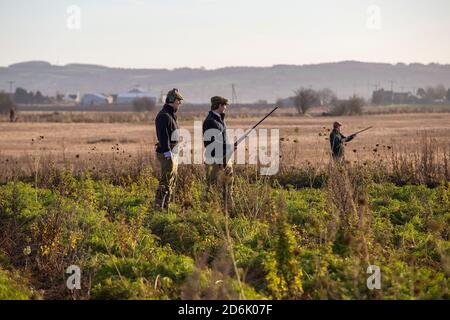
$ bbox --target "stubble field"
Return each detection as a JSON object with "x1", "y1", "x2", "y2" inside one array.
[{"x1": 1, "y1": 112, "x2": 449, "y2": 165}]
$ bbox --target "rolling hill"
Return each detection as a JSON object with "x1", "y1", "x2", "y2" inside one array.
[{"x1": 1, "y1": 60, "x2": 450, "y2": 103}]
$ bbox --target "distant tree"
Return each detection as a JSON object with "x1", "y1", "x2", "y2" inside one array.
[
  {"x1": 425, "y1": 87, "x2": 436, "y2": 100},
  {"x1": 14, "y1": 87, "x2": 31, "y2": 104},
  {"x1": 317, "y1": 88, "x2": 337, "y2": 106},
  {"x1": 35, "y1": 91, "x2": 45, "y2": 104},
  {"x1": 276, "y1": 96, "x2": 295, "y2": 108},
  {"x1": 348, "y1": 95, "x2": 365, "y2": 115},
  {"x1": 256, "y1": 99, "x2": 268, "y2": 105},
  {"x1": 275, "y1": 98, "x2": 284, "y2": 108},
  {"x1": 133, "y1": 97, "x2": 156, "y2": 112},
  {"x1": 13, "y1": 87, "x2": 50, "y2": 104},
  {"x1": 331, "y1": 95, "x2": 365, "y2": 116},
  {"x1": 433, "y1": 84, "x2": 447, "y2": 100},
  {"x1": 447, "y1": 88, "x2": 450, "y2": 102},
  {"x1": 424, "y1": 85, "x2": 446, "y2": 101},
  {"x1": 293, "y1": 88, "x2": 320, "y2": 115},
  {"x1": 417, "y1": 88, "x2": 426, "y2": 98}
]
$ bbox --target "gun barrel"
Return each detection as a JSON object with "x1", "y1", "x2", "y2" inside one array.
[
  {"x1": 235, "y1": 106, "x2": 279, "y2": 146},
  {"x1": 352, "y1": 126, "x2": 373, "y2": 136}
]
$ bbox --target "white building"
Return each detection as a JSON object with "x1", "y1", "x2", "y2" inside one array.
[
  {"x1": 63, "y1": 92, "x2": 81, "y2": 103},
  {"x1": 115, "y1": 88, "x2": 157, "y2": 105},
  {"x1": 80, "y1": 93, "x2": 109, "y2": 106}
]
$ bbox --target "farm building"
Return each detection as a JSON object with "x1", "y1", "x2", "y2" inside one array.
[
  {"x1": 372, "y1": 89, "x2": 416, "y2": 105},
  {"x1": 115, "y1": 88, "x2": 157, "y2": 105},
  {"x1": 63, "y1": 92, "x2": 81, "y2": 103},
  {"x1": 80, "y1": 93, "x2": 109, "y2": 106}
]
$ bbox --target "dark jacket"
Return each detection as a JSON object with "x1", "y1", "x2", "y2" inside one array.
[
  {"x1": 330, "y1": 129, "x2": 353, "y2": 158},
  {"x1": 155, "y1": 104, "x2": 179, "y2": 153},
  {"x1": 203, "y1": 111, "x2": 230, "y2": 163}
]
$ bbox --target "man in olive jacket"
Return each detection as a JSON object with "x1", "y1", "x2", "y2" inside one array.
[
  {"x1": 330, "y1": 121, "x2": 355, "y2": 160},
  {"x1": 202, "y1": 96, "x2": 235, "y2": 207},
  {"x1": 154, "y1": 88, "x2": 183, "y2": 210}
]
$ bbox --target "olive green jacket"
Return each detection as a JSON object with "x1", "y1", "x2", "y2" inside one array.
[{"x1": 330, "y1": 129, "x2": 354, "y2": 158}]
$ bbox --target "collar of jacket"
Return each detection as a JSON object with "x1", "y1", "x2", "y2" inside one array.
[
  {"x1": 209, "y1": 110, "x2": 225, "y2": 123},
  {"x1": 163, "y1": 104, "x2": 177, "y2": 119},
  {"x1": 332, "y1": 129, "x2": 341, "y2": 135}
]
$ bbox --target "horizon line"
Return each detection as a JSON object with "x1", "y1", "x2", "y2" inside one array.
[{"x1": 3, "y1": 59, "x2": 450, "y2": 71}]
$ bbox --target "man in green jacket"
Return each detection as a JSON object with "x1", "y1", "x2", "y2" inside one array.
[{"x1": 329, "y1": 121, "x2": 355, "y2": 160}]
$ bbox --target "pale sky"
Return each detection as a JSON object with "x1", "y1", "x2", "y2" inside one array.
[{"x1": 1, "y1": 0, "x2": 449, "y2": 69}]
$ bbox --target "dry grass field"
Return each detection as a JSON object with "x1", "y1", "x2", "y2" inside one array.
[{"x1": 1, "y1": 112, "x2": 449, "y2": 165}]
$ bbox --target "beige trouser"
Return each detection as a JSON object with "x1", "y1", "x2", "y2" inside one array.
[{"x1": 155, "y1": 153, "x2": 178, "y2": 209}]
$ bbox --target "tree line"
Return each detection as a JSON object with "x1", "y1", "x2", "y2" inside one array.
[
  {"x1": 281, "y1": 84, "x2": 450, "y2": 115},
  {"x1": 416, "y1": 85, "x2": 450, "y2": 102},
  {"x1": 13, "y1": 87, "x2": 53, "y2": 104},
  {"x1": 278, "y1": 88, "x2": 365, "y2": 116}
]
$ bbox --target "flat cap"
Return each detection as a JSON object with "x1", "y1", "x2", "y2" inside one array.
[
  {"x1": 166, "y1": 88, "x2": 184, "y2": 103},
  {"x1": 211, "y1": 96, "x2": 229, "y2": 106}
]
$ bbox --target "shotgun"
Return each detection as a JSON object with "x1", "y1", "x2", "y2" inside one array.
[
  {"x1": 349, "y1": 126, "x2": 373, "y2": 138},
  {"x1": 222, "y1": 106, "x2": 279, "y2": 164},
  {"x1": 234, "y1": 106, "x2": 279, "y2": 147}
]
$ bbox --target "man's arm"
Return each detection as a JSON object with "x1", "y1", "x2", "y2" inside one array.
[
  {"x1": 344, "y1": 134, "x2": 355, "y2": 142},
  {"x1": 156, "y1": 115, "x2": 172, "y2": 156},
  {"x1": 203, "y1": 119, "x2": 219, "y2": 147}
]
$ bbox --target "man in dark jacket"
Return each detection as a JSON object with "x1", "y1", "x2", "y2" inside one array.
[
  {"x1": 330, "y1": 121, "x2": 355, "y2": 160},
  {"x1": 154, "y1": 88, "x2": 183, "y2": 210},
  {"x1": 203, "y1": 96, "x2": 235, "y2": 208}
]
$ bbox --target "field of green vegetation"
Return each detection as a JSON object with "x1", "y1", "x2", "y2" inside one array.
[{"x1": 0, "y1": 159, "x2": 448, "y2": 300}]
